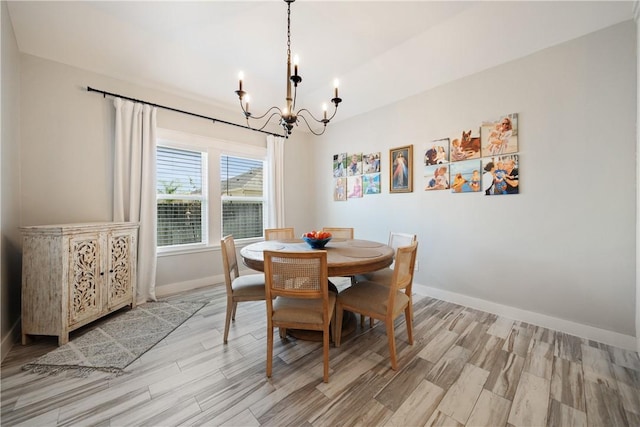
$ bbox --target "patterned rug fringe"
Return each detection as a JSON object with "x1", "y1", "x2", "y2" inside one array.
[{"x1": 21, "y1": 363, "x2": 125, "y2": 377}]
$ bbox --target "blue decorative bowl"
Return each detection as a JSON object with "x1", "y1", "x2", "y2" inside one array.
[{"x1": 302, "y1": 236, "x2": 332, "y2": 249}]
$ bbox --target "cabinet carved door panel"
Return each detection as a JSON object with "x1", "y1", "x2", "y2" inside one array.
[
  {"x1": 21, "y1": 222, "x2": 138, "y2": 346},
  {"x1": 108, "y1": 232, "x2": 134, "y2": 308},
  {"x1": 68, "y1": 234, "x2": 102, "y2": 326}
]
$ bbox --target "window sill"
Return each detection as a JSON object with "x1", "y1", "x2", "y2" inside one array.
[{"x1": 157, "y1": 237, "x2": 263, "y2": 257}]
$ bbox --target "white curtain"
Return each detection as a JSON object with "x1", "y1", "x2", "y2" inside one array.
[
  {"x1": 266, "y1": 135, "x2": 286, "y2": 228},
  {"x1": 113, "y1": 98, "x2": 158, "y2": 303}
]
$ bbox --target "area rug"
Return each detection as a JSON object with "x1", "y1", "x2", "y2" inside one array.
[{"x1": 22, "y1": 301, "x2": 206, "y2": 376}]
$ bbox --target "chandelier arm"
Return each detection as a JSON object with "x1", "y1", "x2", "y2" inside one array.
[
  {"x1": 253, "y1": 112, "x2": 286, "y2": 132},
  {"x1": 297, "y1": 114, "x2": 327, "y2": 136},
  {"x1": 296, "y1": 108, "x2": 324, "y2": 124},
  {"x1": 240, "y1": 100, "x2": 284, "y2": 121},
  {"x1": 297, "y1": 102, "x2": 339, "y2": 123}
]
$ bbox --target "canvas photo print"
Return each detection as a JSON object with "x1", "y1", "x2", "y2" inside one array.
[
  {"x1": 482, "y1": 155, "x2": 519, "y2": 195},
  {"x1": 363, "y1": 152, "x2": 381, "y2": 174},
  {"x1": 481, "y1": 113, "x2": 519, "y2": 156},
  {"x1": 450, "y1": 159, "x2": 482, "y2": 193},
  {"x1": 347, "y1": 175, "x2": 363, "y2": 198},
  {"x1": 347, "y1": 153, "x2": 363, "y2": 176},
  {"x1": 333, "y1": 177, "x2": 347, "y2": 201},
  {"x1": 333, "y1": 152, "x2": 347, "y2": 178},
  {"x1": 363, "y1": 173, "x2": 381, "y2": 195},
  {"x1": 425, "y1": 138, "x2": 450, "y2": 165},
  {"x1": 424, "y1": 164, "x2": 449, "y2": 191},
  {"x1": 450, "y1": 129, "x2": 481, "y2": 161}
]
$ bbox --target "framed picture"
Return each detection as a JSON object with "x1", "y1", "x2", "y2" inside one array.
[{"x1": 390, "y1": 145, "x2": 413, "y2": 193}]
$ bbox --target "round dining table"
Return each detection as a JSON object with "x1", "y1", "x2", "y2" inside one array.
[
  {"x1": 240, "y1": 238, "x2": 394, "y2": 341},
  {"x1": 240, "y1": 238, "x2": 394, "y2": 276}
]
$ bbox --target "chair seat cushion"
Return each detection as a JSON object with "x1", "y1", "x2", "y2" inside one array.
[
  {"x1": 273, "y1": 292, "x2": 336, "y2": 325},
  {"x1": 232, "y1": 273, "x2": 266, "y2": 297},
  {"x1": 338, "y1": 281, "x2": 409, "y2": 318},
  {"x1": 357, "y1": 268, "x2": 394, "y2": 286}
]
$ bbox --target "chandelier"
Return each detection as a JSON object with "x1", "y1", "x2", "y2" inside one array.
[{"x1": 235, "y1": 0, "x2": 342, "y2": 138}]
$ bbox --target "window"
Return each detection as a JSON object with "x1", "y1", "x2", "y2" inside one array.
[
  {"x1": 156, "y1": 128, "x2": 269, "y2": 252},
  {"x1": 156, "y1": 146, "x2": 207, "y2": 247},
  {"x1": 220, "y1": 155, "x2": 265, "y2": 239}
]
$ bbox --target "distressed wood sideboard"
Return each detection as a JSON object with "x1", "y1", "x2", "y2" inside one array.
[{"x1": 20, "y1": 222, "x2": 139, "y2": 346}]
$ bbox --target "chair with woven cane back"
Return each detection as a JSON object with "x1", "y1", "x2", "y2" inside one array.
[
  {"x1": 220, "y1": 235, "x2": 266, "y2": 344},
  {"x1": 335, "y1": 242, "x2": 418, "y2": 370},
  {"x1": 263, "y1": 249, "x2": 336, "y2": 383},
  {"x1": 264, "y1": 227, "x2": 295, "y2": 241}
]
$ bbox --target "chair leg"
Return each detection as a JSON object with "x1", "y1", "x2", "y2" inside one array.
[
  {"x1": 335, "y1": 305, "x2": 344, "y2": 347},
  {"x1": 279, "y1": 327, "x2": 287, "y2": 339},
  {"x1": 267, "y1": 322, "x2": 274, "y2": 378},
  {"x1": 386, "y1": 320, "x2": 398, "y2": 370},
  {"x1": 360, "y1": 314, "x2": 365, "y2": 327},
  {"x1": 323, "y1": 325, "x2": 330, "y2": 383},
  {"x1": 231, "y1": 301, "x2": 238, "y2": 320},
  {"x1": 369, "y1": 316, "x2": 374, "y2": 328},
  {"x1": 405, "y1": 305, "x2": 414, "y2": 345},
  {"x1": 224, "y1": 297, "x2": 233, "y2": 344}
]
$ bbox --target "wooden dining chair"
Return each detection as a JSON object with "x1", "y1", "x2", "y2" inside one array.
[
  {"x1": 221, "y1": 235, "x2": 267, "y2": 344},
  {"x1": 264, "y1": 227, "x2": 295, "y2": 241},
  {"x1": 358, "y1": 232, "x2": 417, "y2": 285},
  {"x1": 356, "y1": 232, "x2": 417, "y2": 327},
  {"x1": 335, "y1": 242, "x2": 418, "y2": 370},
  {"x1": 264, "y1": 249, "x2": 335, "y2": 383},
  {"x1": 321, "y1": 227, "x2": 354, "y2": 239}
]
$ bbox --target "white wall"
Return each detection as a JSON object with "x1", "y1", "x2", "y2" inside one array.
[
  {"x1": 634, "y1": 0, "x2": 640, "y2": 354},
  {"x1": 16, "y1": 54, "x2": 315, "y2": 295},
  {"x1": 1, "y1": 1, "x2": 23, "y2": 361},
  {"x1": 313, "y1": 22, "x2": 637, "y2": 346}
]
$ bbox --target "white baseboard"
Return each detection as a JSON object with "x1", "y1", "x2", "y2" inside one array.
[
  {"x1": 155, "y1": 274, "x2": 225, "y2": 298},
  {"x1": 413, "y1": 283, "x2": 637, "y2": 352}
]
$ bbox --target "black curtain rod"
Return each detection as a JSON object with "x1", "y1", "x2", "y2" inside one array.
[{"x1": 86, "y1": 86, "x2": 282, "y2": 138}]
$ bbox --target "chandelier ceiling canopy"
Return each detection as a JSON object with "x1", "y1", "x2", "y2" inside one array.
[{"x1": 235, "y1": 0, "x2": 342, "y2": 138}]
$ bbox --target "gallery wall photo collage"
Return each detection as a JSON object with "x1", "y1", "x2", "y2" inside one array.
[
  {"x1": 331, "y1": 113, "x2": 519, "y2": 201},
  {"x1": 424, "y1": 113, "x2": 519, "y2": 196}
]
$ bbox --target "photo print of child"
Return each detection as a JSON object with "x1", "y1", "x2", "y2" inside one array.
[{"x1": 450, "y1": 159, "x2": 481, "y2": 193}]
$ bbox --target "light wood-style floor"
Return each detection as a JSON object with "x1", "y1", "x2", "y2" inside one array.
[{"x1": 2, "y1": 283, "x2": 640, "y2": 426}]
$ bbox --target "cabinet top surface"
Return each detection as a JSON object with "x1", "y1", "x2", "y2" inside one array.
[{"x1": 20, "y1": 222, "x2": 139, "y2": 234}]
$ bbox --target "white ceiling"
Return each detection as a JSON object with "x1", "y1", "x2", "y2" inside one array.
[{"x1": 6, "y1": 1, "x2": 635, "y2": 125}]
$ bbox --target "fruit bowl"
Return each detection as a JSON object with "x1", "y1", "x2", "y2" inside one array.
[
  {"x1": 302, "y1": 236, "x2": 332, "y2": 249},
  {"x1": 302, "y1": 232, "x2": 332, "y2": 249}
]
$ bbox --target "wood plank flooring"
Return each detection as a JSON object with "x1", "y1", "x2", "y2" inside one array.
[{"x1": 2, "y1": 283, "x2": 640, "y2": 426}]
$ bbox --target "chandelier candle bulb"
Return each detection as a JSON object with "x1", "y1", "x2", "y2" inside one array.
[
  {"x1": 294, "y1": 55, "x2": 299, "y2": 76},
  {"x1": 323, "y1": 103, "x2": 327, "y2": 120},
  {"x1": 245, "y1": 95, "x2": 250, "y2": 113},
  {"x1": 238, "y1": 71, "x2": 244, "y2": 92},
  {"x1": 334, "y1": 79, "x2": 339, "y2": 99}
]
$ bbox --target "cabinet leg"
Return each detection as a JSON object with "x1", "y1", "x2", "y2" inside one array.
[
  {"x1": 22, "y1": 333, "x2": 30, "y2": 345},
  {"x1": 58, "y1": 334, "x2": 69, "y2": 346}
]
